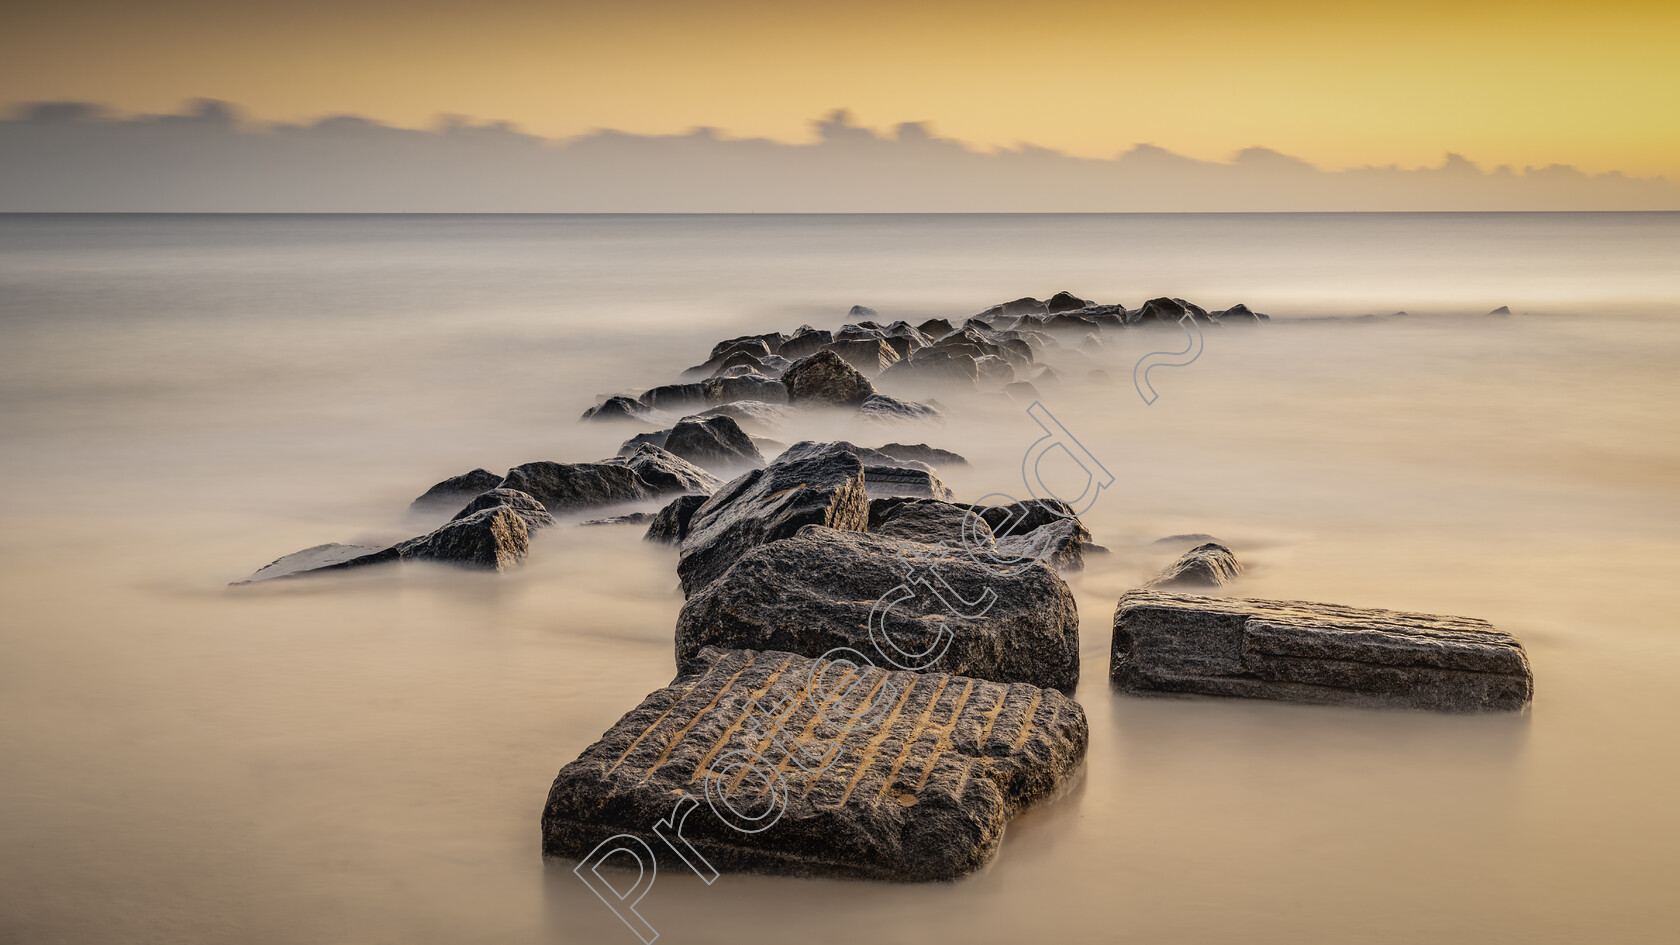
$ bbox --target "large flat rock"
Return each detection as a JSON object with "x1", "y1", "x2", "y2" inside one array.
[
  {"x1": 678, "y1": 525, "x2": 1080, "y2": 691},
  {"x1": 1111, "y1": 590, "x2": 1534, "y2": 711},
  {"x1": 541, "y1": 647, "x2": 1087, "y2": 881}
]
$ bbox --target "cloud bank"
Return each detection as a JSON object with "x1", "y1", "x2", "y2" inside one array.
[{"x1": 2, "y1": 99, "x2": 1675, "y2": 212}]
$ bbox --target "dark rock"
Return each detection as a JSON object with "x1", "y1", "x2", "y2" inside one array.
[
  {"x1": 580, "y1": 512, "x2": 655, "y2": 527},
  {"x1": 644, "y1": 493, "x2": 710, "y2": 545},
  {"x1": 978, "y1": 297, "x2": 1048, "y2": 319},
  {"x1": 1214, "y1": 303, "x2": 1269, "y2": 324},
  {"x1": 637, "y1": 383, "x2": 710, "y2": 410},
  {"x1": 1046, "y1": 291, "x2": 1094, "y2": 314},
  {"x1": 395, "y1": 506, "x2": 531, "y2": 571},
  {"x1": 1149, "y1": 542, "x2": 1242, "y2": 587},
  {"x1": 862, "y1": 463, "x2": 952, "y2": 500},
  {"x1": 580, "y1": 395, "x2": 655, "y2": 423},
  {"x1": 823, "y1": 338, "x2": 901, "y2": 377},
  {"x1": 1152, "y1": 533, "x2": 1221, "y2": 547},
  {"x1": 780, "y1": 350, "x2": 875, "y2": 407},
  {"x1": 708, "y1": 335, "x2": 783, "y2": 361},
  {"x1": 617, "y1": 444, "x2": 722, "y2": 495},
  {"x1": 872, "y1": 443, "x2": 968, "y2": 467},
  {"x1": 974, "y1": 354, "x2": 1016, "y2": 386},
  {"x1": 1127, "y1": 297, "x2": 1190, "y2": 326},
  {"x1": 689, "y1": 400, "x2": 788, "y2": 434},
  {"x1": 1110, "y1": 591, "x2": 1534, "y2": 712},
  {"x1": 857, "y1": 393, "x2": 944, "y2": 422},
  {"x1": 877, "y1": 349, "x2": 979, "y2": 395},
  {"x1": 778, "y1": 326, "x2": 835, "y2": 360},
  {"x1": 1173, "y1": 298, "x2": 1211, "y2": 320},
  {"x1": 869, "y1": 497, "x2": 994, "y2": 546},
  {"x1": 683, "y1": 340, "x2": 775, "y2": 379},
  {"x1": 848, "y1": 304, "x2": 879, "y2": 318},
  {"x1": 995, "y1": 517, "x2": 1089, "y2": 573},
  {"x1": 540, "y1": 646, "x2": 1088, "y2": 881},
  {"x1": 499, "y1": 460, "x2": 652, "y2": 514},
  {"x1": 1487, "y1": 305, "x2": 1512, "y2": 316},
  {"x1": 676, "y1": 447, "x2": 869, "y2": 595},
  {"x1": 408, "y1": 468, "x2": 505, "y2": 515},
  {"x1": 659, "y1": 416, "x2": 765, "y2": 470},
  {"x1": 701, "y1": 373, "x2": 789, "y2": 405},
  {"x1": 916, "y1": 317, "x2": 955, "y2": 339},
  {"x1": 676, "y1": 527, "x2": 1080, "y2": 691},
  {"x1": 450, "y1": 488, "x2": 557, "y2": 531}
]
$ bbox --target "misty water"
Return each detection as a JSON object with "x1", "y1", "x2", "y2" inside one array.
[{"x1": 1, "y1": 212, "x2": 1677, "y2": 944}]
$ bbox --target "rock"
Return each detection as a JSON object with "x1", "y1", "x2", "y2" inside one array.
[
  {"x1": 848, "y1": 304, "x2": 879, "y2": 318},
  {"x1": 876, "y1": 349, "x2": 979, "y2": 395},
  {"x1": 580, "y1": 512, "x2": 655, "y2": 527},
  {"x1": 780, "y1": 350, "x2": 876, "y2": 407},
  {"x1": 1004, "y1": 380, "x2": 1041, "y2": 401},
  {"x1": 1487, "y1": 305, "x2": 1512, "y2": 316},
  {"x1": 450, "y1": 488, "x2": 557, "y2": 531},
  {"x1": 1110, "y1": 591, "x2": 1534, "y2": 712},
  {"x1": 702, "y1": 373, "x2": 789, "y2": 405},
  {"x1": 1127, "y1": 297, "x2": 1190, "y2": 326},
  {"x1": 1152, "y1": 532, "x2": 1221, "y2": 547},
  {"x1": 916, "y1": 317, "x2": 955, "y2": 339},
  {"x1": 869, "y1": 497, "x2": 994, "y2": 546},
  {"x1": 644, "y1": 494, "x2": 710, "y2": 545},
  {"x1": 708, "y1": 336, "x2": 780, "y2": 361},
  {"x1": 973, "y1": 354, "x2": 1015, "y2": 386},
  {"x1": 689, "y1": 400, "x2": 789, "y2": 434},
  {"x1": 658, "y1": 416, "x2": 765, "y2": 470},
  {"x1": 617, "y1": 444, "x2": 722, "y2": 495},
  {"x1": 1046, "y1": 291, "x2": 1093, "y2": 314},
  {"x1": 676, "y1": 447, "x2": 869, "y2": 595},
  {"x1": 540, "y1": 646, "x2": 1088, "y2": 881},
  {"x1": 863, "y1": 464, "x2": 952, "y2": 500},
  {"x1": 237, "y1": 542, "x2": 388, "y2": 583},
  {"x1": 872, "y1": 443, "x2": 968, "y2": 467},
  {"x1": 394, "y1": 506, "x2": 531, "y2": 571},
  {"x1": 500, "y1": 459, "x2": 655, "y2": 515},
  {"x1": 408, "y1": 468, "x2": 505, "y2": 515},
  {"x1": 995, "y1": 517, "x2": 1089, "y2": 573},
  {"x1": 857, "y1": 393, "x2": 944, "y2": 422},
  {"x1": 1214, "y1": 303, "x2": 1269, "y2": 324},
  {"x1": 676, "y1": 527, "x2": 1080, "y2": 690},
  {"x1": 637, "y1": 383, "x2": 710, "y2": 411},
  {"x1": 823, "y1": 338, "x2": 902, "y2": 377},
  {"x1": 978, "y1": 297, "x2": 1048, "y2": 319},
  {"x1": 777, "y1": 327, "x2": 835, "y2": 360},
  {"x1": 580, "y1": 395, "x2": 655, "y2": 423},
  {"x1": 1149, "y1": 542, "x2": 1242, "y2": 587}
]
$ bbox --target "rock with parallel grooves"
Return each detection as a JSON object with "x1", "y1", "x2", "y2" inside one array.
[
  {"x1": 677, "y1": 525, "x2": 1080, "y2": 691},
  {"x1": 540, "y1": 647, "x2": 1088, "y2": 881},
  {"x1": 1110, "y1": 590, "x2": 1534, "y2": 712}
]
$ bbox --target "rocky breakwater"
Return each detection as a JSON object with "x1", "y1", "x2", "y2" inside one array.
[{"x1": 1110, "y1": 590, "x2": 1534, "y2": 712}]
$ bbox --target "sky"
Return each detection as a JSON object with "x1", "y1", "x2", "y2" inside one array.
[{"x1": 3, "y1": 0, "x2": 1678, "y2": 179}]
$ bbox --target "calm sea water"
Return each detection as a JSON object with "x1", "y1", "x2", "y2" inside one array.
[{"x1": 1, "y1": 213, "x2": 1677, "y2": 945}]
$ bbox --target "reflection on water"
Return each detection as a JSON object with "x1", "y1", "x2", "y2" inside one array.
[{"x1": 0, "y1": 214, "x2": 1677, "y2": 944}]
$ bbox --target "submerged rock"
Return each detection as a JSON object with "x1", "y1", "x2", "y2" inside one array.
[
  {"x1": 677, "y1": 526, "x2": 1080, "y2": 691},
  {"x1": 676, "y1": 447, "x2": 869, "y2": 595},
  {"x1": 580, "y1": 395, "x2": 655, "y2": 423},
  {"x1": 450, "y1": 488, "x2": 557, "y2": 531},
  {"x1": 501, "y1": 446, "x2": 715, "y2": 516},
  {"x1": 873, "y1": 442, "x2": 968, "y2": 467},
  {"x1": 617, "y1": 444, "x2": 722, "y2": 495},
  {"x1": 857, "y1": 393, "x2": 944, "y2": 422},
  {"x1": 237, "y1": 542, "x2": 388, "y2": 583},
  {"x1": 408, "y1": 468, "x2": 504, "y2": 515},
  {"x1": 1149, "y1": 542, "x2": 1243, "y2": 587},
  {"x1": 780, "y1": 350, "x2": 876, "y2": 407},
  {"x1": 701, "y1": 373, "x2": 789, "y2": 405},
  {"x1": 628, "y1": 416, "x2": 764, "y2": 471},
  {"x1": 1110, "y1": 590, "x2": 1534, "y2": 711},
  {"x1": 580, "y1": 512, "x2": 655, "y2": 527},
  {"x1": 238, "y1": 504, "x2": 537, "y2": 583},
  {"x1": 540, "y1": 646, "x2": 1088, "y2": 881}
]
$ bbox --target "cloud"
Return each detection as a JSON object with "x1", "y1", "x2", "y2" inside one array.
[{"x1": 1, "y1": 99, "x2": 1674, "y2": 211}]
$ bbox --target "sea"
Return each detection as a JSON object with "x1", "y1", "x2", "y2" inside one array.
[{"x1": 1, "y1": 212, "x2": 1677, "y2": 944}]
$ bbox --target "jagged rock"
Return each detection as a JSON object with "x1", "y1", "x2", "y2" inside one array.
[
  {"x1": 709, "y1": 334, "x2": 786, "y2": 360},
  {"x1": 682, "y1": 340, "x2": 775, "y2": 379},
  {"x1": 1214, "y1": 303, "x2": 1269, "y2": 324},
  {"x1": 450, "y1": 488, "x2": 557, "y2": 531},
  {"x1": 1111, "y1": 591, "x2": 1534, "y2": 711},
  {"x1": 408, "y1": 468, "x2": 504, "y2": 515},
  {"x1": 978, "y1": 297, "x2": 1048, "y2": 319},
  {"x1": 652, "y1": 416, "x2": 764, "y2": 471},
  {"x1": 862, "y1": 464, "x2": 952, "y2": 500},
  {"x1": 823, "y1": 338, "x2": 902, "y2": 377},
  {"x1": 580, "y1": 395, "x2": 655, "y2": 423},
  {"x1": 872, "y1": 443, "x2": 968, "y2": 467},
  {"x1": 1149, "y1": 542, "x2": 1242, "y2": 587},
  {"x1": 778, "y1": 327, "x2": 835, "y2": 360},
  {"x1": 702, "y1": 373, "x2": 789, "y2": 405},
  {"x1": 237, "y1": 543, "x2": 388, "y2": 583},
  {"x1": 644, "y1": 493, "x2": 710, "y2": 545},
  {"x1": 500, "y1": 458, "x2": 662, "y2": 515},
  {"x1": 877, "y1": 350, "x2": 979, "y2": 395},
  {"x1": 848, "y1": 304, "x2": 879, "y2": 318},
  {"x1": 780, "y1": 350, "x2": 875, "y2": 407},
  {"x1": 973, "y1": 354, "x2": 1015, "y2": 386},
  {"x1": 868, "y1": 497, "x2": 994, "y2": 546},
  {"x1": 617, "y1": 444, "x2": 722, "y2": 495},
  {"x1": 995, "y1": 517, "x2": 1090, "y2": 573},
  {"x1": 916, "y1": 317, "x2": 955, "y2": 339},
  {"x1": 858, "y1": 393, "x2": 944, "y2": 422},
  {"x1": 1046, "y1": 290, "x2": 1094, "y2": 314},
  {"x1": 676, "y1": 447, "x2": 869, "y2": 595},
  {"x1": 1127, "y1": 297, "x2": 1190, "y2": 326},
  {"x1": 580, "y1": 512, "x2": 655, "y2": 527},
  {"x1": 540, "y1": 646, "x2": 1088, "y2": 881},
  {"x1": 637, "y1": 383, "x2": 709, "y2": 411},
  {"x1": 676, "y1": 527, "x2": 1080, "y2": 690},
  {"x1": 1173, "y1": 298, "x2": 1211, "y2": 320}
]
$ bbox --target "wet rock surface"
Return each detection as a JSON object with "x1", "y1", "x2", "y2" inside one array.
[
  {"x1": 449, "y1": 488, "x2": 556, "y2": 531},
  {"x1": 541, "y1": 646, "x2": 1088, "y2": 881},
  {"x1": 408, "y1": 468, "x2": 505, "y2": 515},
  {"x1": 1110, "y1": 590, "x2": 1534, "y2": 711},
  {"x1": 676, "y1": 448, "x2": 869, "y2": 595},
  {"x1": 644, "y1": 493, "x2": 710, "y2": 545},
  {"x1": 677, "y1": 526, "x2": 1080, "y2": 691},
  {"x1": 780, "y1": 350, "x2": 876, "y2": 407},
  {"x1": 1149, "y1": 541, "x2": 1243, "y2": 587}
]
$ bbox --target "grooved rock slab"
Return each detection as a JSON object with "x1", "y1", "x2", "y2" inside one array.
[
  {"x1": 677, "y1": 526, "x2": 1080, "y2": 691},
  {"x1": 1111, "y1": 590, "x2": 1534, "y2": 712},
  {"x1": 676, "y1": 448, "x2": 868, "y2": 595},
  {"x1": 540, "y1": 647, "x2": 1088, "y2": 881}
]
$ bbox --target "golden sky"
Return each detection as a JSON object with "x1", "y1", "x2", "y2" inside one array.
[{"x1": 4, "y1": 0, "x2": 1678, "y2": 177}]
